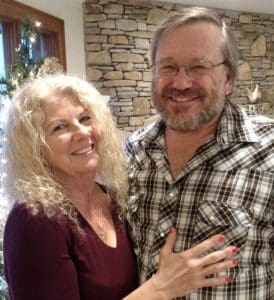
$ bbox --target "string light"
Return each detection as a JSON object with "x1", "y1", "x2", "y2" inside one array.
[
  {"x1": 0, "y1": 109, "x2": 8, "y2": 292},
  {"x1": 29, "y1": 36, "x2": 36, "y2": 43},
  {"x1": 0, "y1": 94, "x2": 10, "y2": 223}
]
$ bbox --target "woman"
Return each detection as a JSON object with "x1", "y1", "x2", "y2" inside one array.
[{"x1": 3, "y1": 75, "x2": 238, "y2": 299}]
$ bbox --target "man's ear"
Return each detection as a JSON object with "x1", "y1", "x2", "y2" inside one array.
[{"x1": 225, "y1": 73, "x2": 235, "y2": 97}]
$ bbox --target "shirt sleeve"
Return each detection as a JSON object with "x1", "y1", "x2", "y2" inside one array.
[{"x1": 4, "y1": 204, "x2": 81, "y2": 300}]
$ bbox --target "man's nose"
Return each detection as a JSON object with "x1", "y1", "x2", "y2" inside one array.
[{"x1": 171, "y1": 67, "x2": 193, "y2": 90}]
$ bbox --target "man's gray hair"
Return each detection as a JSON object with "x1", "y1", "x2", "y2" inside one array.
[{"x1": 151, "y1": 7, "x2": 239, "y2": 78}]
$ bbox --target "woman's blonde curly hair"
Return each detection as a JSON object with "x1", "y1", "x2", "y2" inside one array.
[{"x1": 4, "y1": 74, "x2": 128, "y2": 227}]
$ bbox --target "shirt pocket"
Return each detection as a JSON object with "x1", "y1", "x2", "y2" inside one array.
[
  {"x1": 193, "y1": 201, "x2": 252, "y2": 252},
  {"x1": 190, "y1": 168, "x2": 273, "y2": 251}
]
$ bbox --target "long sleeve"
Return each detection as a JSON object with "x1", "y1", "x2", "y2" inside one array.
[{"x1": 4, "y1": 204, "x2": 81, "y2": 300}]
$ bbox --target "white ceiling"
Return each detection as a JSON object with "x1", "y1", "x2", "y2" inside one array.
[{"x1": 158, "y1": 0, "x2": 274, "y2": 15}]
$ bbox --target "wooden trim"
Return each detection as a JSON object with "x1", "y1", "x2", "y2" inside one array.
[
  {"x1": 1, "y1": 20, "x2": 19, "y2": 66},
  {"x1": 0, "y1": 0, "x2": 66, "y2": 69}
]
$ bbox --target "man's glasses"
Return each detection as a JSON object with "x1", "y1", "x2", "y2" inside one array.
[{"x1": 153, "y1": 60, "x2": 226, "y2": 80}]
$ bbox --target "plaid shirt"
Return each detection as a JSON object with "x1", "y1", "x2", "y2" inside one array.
[{"x1": 125, "y1": 100, "x2": 274, "y2": 299}]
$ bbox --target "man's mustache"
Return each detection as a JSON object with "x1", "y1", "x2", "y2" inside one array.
[{"x1": 162, "y1": 88, "x2": 206, "y2": 99}]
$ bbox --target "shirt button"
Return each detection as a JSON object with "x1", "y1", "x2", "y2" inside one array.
[
  {"x1": 210, "y1": 215, "x2": 216, "y2": 221},
  {"x1": 160, "y1": 232, "x2": 165, "y2": 237},
  {"x1": 169, "y1": 192, "x2": 174, "y2": 197}
]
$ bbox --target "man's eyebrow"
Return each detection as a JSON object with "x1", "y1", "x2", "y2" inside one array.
[{"x1": 156, "y1": 57, "x2": 175, "y2": 64}]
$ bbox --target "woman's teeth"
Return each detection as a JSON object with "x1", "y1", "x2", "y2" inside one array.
[{"x1": 72, "y1": 145, "x2": 93, "y2": 155}]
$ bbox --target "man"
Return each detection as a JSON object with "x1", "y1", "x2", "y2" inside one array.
[{"x1": 125, "y1": 7, "x2": 274, "y2": 299}]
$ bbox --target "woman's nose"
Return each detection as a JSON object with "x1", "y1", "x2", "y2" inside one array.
[{"x1": 72, "y1": 124, "x2": 91, "y2": 140}]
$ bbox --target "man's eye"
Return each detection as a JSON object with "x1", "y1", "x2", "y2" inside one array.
[
  {"x1": 190, "y1": 64, "x2": 207, "y2": 71},
  {"x1": 161, "y1": 65, "x2": 176, "y2": 72},
  {"x1": 188, "y1": 64, "x2": 209, "y2": 76},
  {"x1": 158, "y1": 65, "x2": 177, "y2": 77}
]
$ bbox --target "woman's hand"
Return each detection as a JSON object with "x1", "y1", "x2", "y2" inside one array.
[
  {"x1": 124, "y1": 228, "x2": 238, "y2": 300},
  {"x1": 152, "y1": 228, "x2": 238, "y2": 299}
]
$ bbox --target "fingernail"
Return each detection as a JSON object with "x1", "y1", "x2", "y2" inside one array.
[
  {"x1": 217, "y1": 235, "x2": 225, "y2": 242},
  {"x1": 168, "y1": 227, "x2": 175, "y2": 234},
  {"x1": 225, "y1": 277, "x2": 232, "y2": 283},
  {"x1": 231, "y1": 259, "x2": 238, "y2": 265},
  {"x1": 232, "y1": 247, "x2": 238, "y2": 254}
]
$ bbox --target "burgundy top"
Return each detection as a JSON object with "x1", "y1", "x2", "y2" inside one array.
[{"x1": 4, "y1": 203, "x2": 138, "y2": 300}]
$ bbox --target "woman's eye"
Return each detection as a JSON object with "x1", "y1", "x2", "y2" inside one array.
[
  {"x1": 52, "y1": 124, "x2": 66, "y2": 133},
  {"x1": 80, "y1": 115, "x2": 91, "y2": 123}
]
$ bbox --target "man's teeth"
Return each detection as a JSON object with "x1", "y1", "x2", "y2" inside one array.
[
  {"x1": 72, "y1": 145, "x2": 93, "y2": 155},
  {"x1": 172, "y1": 96, "x2": 197, "y2": 103},
  {"x1": 176, "y1": 96, "x2": 188, "y2": 102}
]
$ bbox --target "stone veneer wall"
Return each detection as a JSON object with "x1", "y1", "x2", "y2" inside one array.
[{"x1": 84, "y1": 0, "x2": 274, "y2": 132}]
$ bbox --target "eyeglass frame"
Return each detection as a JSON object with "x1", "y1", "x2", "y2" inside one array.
[{"x1": 152, "y1": 59, "x2": 227, "y2": 80}]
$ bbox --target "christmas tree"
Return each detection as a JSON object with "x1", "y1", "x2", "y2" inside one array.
[{"x1": 0, "y1": 19, "x2": 43, "y2": 96}]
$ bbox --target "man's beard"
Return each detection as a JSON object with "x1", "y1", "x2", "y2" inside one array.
[{"x1": 152, "y1": 83, "x2": 225, "y2": 132}]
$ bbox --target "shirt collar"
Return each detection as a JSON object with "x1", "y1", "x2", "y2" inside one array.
[
  {"x1": 216, "y1": 99, "x2": 260, "y2": 145},
  {"x1": 128, "y1": 118, "x2": 165, "y2": 146}
]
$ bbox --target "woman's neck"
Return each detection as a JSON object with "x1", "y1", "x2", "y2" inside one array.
[{"x1": 69, "y1": 181, "x2": 105, "y2": 213}]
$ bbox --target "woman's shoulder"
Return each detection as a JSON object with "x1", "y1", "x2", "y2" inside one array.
[
  {"x1": 7, "y1": 202, "x2": 62, "y2": 221},
  {"x1": 5, "y1": 202, "x2": 72, "y2": 238}
]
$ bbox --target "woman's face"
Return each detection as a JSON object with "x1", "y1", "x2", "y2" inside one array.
[{"x1": 42, "y1": 96, "x2": 101, "y2": 181}]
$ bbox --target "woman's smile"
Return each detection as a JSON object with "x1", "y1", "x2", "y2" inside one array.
[{"x1": 71, "y1": 144, "x2": 94, "y2": 155}]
